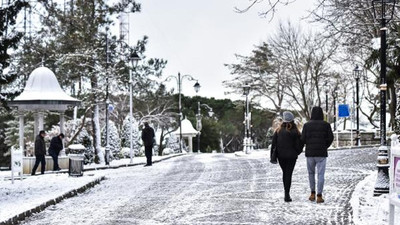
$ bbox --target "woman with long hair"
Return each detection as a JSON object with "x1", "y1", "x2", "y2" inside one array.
[{"x1": 271, "y1": 111, "x2": 303, "y2": 202}]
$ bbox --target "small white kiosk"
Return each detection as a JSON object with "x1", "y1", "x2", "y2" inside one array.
[
  {"x1": 8, "y1": 66, "x2": 80, "y2": 174},
  {"x1": 389, "y1": 134, "x2": 400, "y2": 224},
  {"x1": 173, "y1": 118, "x2": 198, "y2": 153}
]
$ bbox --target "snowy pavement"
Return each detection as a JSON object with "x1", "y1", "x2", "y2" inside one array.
[{"x1": 1, "y1": 148, "x2": 399, "y2": 224}]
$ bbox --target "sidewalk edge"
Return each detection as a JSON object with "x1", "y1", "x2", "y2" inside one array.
[{"x1": 0, "y1": 176, "x2": 105, "y2": 225}]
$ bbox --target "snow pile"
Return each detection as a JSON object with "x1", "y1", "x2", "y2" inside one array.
[{"x1": 351, "y1": 172, "x2": 399, "y2": 225}]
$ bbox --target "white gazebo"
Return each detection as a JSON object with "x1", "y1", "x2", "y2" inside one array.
[
  {"x1": 8, "y1": 66, "x2": 81, "y2": 157},
  {"x1": 173, "y1": 118, "x2": 198, "y2": 153}
]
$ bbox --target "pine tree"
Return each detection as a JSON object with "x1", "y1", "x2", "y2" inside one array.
[
  {"x1": 121, "y1": 115, "x2": 141, "y2": 156},
  {"x1": 101, "y1": 120, "x2": 121, "y2": 160},
  {"x1": 0, "y1": 1, "x2": 29, "y2": 106}
]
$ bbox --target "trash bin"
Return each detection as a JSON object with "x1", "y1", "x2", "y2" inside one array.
[{"x1": 69, "y1": 154, "x2": 84, "y2": 176}]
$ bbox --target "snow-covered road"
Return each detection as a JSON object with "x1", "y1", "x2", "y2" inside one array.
[{"x1": 20, "y1": 149, "x2": 378, "y2": 225}]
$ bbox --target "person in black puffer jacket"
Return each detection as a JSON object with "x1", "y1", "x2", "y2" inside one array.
[
  {"x1": 271, "y1": 111, "x2": 304, "y2": 202},
  {"x1": 301, "y1": 106, "x2": 334, "y2": 203}
]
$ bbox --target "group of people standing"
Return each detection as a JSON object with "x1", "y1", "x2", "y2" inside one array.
[
  {"x1": 31, "y1": 131, "x2": 64, "y2": 175},
  {"x1": 31, "y1": 121, "x2": 156, "y2": 175},
  {"x1": 271, "y1": 106, "x2": 334, "y2": 203}
]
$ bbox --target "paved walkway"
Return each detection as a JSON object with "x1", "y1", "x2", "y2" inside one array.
[{"x1": 16, "y1": 148, "x2": 377, "y2": 225}]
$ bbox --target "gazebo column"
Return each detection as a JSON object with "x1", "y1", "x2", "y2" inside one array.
[
  {"x1": 59, "y1": 112, "x2": 66, "y2": 155},
  {"x1": 34, "y1": 112, "x2": 39, "y2": 136},
  {"x1": 188, "y1": 136, "x2": 193, "y2": 153},
  {"x1": 19, "y1": 113, "x2": 25, "y2": 153},
  {"x1": 34, "y1": 111, "x2": 44, "y2": 136},
  {"x1": 60, "y1": 112, "x2": 65, "y2": 134},
  {"x1": 38, "y1": 112, "x2": 44, "y2": 131}
]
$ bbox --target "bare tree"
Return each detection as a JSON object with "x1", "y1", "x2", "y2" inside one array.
[{"x1": 225, "y1": 21, "x2": 340, "y2": 119}]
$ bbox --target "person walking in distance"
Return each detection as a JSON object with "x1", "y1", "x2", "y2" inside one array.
[
  {"x1": 48, "y1": 133, "x2": 64, "y2": 171},
  {"x1": 31, "y1": 130, "x2": 46, "y2": 175},
  {"x1": 141, "y1": 122, "x2": 155, "y2": 166},
  {"x1": 301, "y1": 106, "x2": 334, "y2": 203},
  {"x1": 271, "y1": 111, "x2": 303, "y2": 202}
]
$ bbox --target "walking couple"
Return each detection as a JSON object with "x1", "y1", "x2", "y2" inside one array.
[{"x1": 270, "y1": 106, "x2": 334, "y2": 203}]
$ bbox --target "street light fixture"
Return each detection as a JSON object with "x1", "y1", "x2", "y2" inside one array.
[
  {"x1": 165, "y1": 73, "x2": 199, "y2": 153},
  {"x1": 353, "y1": 65, "x2": 362, "y2": 146},
  {"x1": 243, "y1": 84, "x2": 251, "y2": 154},
  {"x1": 372, "y1": 0, "x2": 396, "y2": 196},
  {"x1": 129, "y1": 51, "x2": 140, "y2": 164}
]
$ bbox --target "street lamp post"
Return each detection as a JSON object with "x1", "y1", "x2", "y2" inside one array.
[
  {"x1": 333, "y1": 89, "x2": 337, "y2": 131},
  {"x1": 354, "y1": 65, "x2": 362, "y2": 146},
  {"x1": 324, "y1": 84, "x2": 329, "y2": 122},
  {"x1": 372, "y1": 0, "x2": 396, "y2": 196},
  {"x1": 195, "y1": 102, "x2": 213, "y2": 153},
  {"x1": 105, "y1": 35, "x2": 111, "y2": 165},
  {"x1": 243, "y1": 84, "x2": 251, "y2": 154},
  {"x1": 166, "y1": 73, "x2": 200, "y2": 153},
  {"x1": 129, "y1": 51, "x2": 140, "y2": 164}
]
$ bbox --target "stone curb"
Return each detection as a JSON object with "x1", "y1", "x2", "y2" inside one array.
[
  {"x1": 0, "y1": 153, "x2": 186, "y2": 225},
  {"x1": 1, "y1": 176, "x2": 105, "y2": 225},
  {"x1": 84, "y1": 153, "x2": 185, "y2": 171}
]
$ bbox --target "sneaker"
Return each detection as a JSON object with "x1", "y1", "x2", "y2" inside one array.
[
  {"x1": 309, "y1": 192, "x2": 316, "y2": 201},
  {"x1": 316, "y1": 194, "x2": 324, "y2": 203}
]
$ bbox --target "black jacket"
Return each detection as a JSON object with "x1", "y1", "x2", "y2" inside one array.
[
  {"x1": 34, "y1": 135, "x2": 46, "y2": 156},
  {"x1": 48, "y1": 136, "x2": 63, "y2": 155},
  {"x1": 271, "y1": 124, "x2": 303, "y2": 159},
  {"x1": 301, "y1": 107, "x2": 334, "y2": 157},
  {"x1": 141, "y1": 125, "x2": 155, "y2": 147}
]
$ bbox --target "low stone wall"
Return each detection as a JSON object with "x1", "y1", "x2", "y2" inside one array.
[
  {"x1": 23, "y1": 156, "x2": 69, "y2": 174},
  {"x1": 332, "y1": 131, "x2": 380, "y2": 148}
]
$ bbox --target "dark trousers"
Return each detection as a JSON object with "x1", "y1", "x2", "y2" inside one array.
[
  {"x1": 278, "y1": 158, "x2": 297, "y2": 195},
  {"x1": 50, "y1": 151, "x2": 60, "y2": 170},
  {"x1": 145, "y1": 145, "x2": 153, "y2": 165},
  {"x1": 32, "y1": 154, "x2": 46, "y2": 175}
]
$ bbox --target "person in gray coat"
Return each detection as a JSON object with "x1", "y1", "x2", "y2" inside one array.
[{"x1": 31, "y1": 130, "x2": 46, "y2": 175}]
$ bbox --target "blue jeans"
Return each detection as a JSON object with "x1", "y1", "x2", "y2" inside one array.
[{"x1": 307, "y1": 157, "x2": 327, "y2": 195}]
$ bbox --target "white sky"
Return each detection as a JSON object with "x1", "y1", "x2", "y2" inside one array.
[{"x1": 129, "y1": 0, "x2": 316, "y2": 100}]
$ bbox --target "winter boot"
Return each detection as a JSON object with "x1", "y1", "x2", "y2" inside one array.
[
  {"x1": 284, "y1": 193, "x2": 292, "y2": 202},
  {"x1": 308, "y1": 191, "x2": 316, "y2": 201},
  {"x1": 316, "y1": 194, "x2": 324, "y2": 203}
]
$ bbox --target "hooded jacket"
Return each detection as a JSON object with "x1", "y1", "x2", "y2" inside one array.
[{"x1": 301, "y1": 107, "x2": 334, "y2": 157}]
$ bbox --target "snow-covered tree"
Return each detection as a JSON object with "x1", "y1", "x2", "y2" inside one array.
[
  {"x1": 166, "y1": 133, "x2": 180, "y2": 153},
  {"x1": 121, "y1": 115, "x2": 141, "y2": 157},
  {"x1": 395, "y1": 84, "x2": 400, "y2": 134},
  {"x1": 4, "y1": 116, "x2": 34, "y2": 156},
  {"x1": 101, "y1": 120, "x2": 121, "y2": 160}
]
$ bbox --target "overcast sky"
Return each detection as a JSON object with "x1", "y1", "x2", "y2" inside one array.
[{"x1": 130, "y1": 0, "x2": 315, "y2": 100}]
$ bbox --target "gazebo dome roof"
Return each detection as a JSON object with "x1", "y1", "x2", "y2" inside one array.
[
  {"x1": 173, "y1": 118, "x2": 198, "y2": 136},
  {"x1": 9, "y1": 66, "x2": 80, "y2": 111}
]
